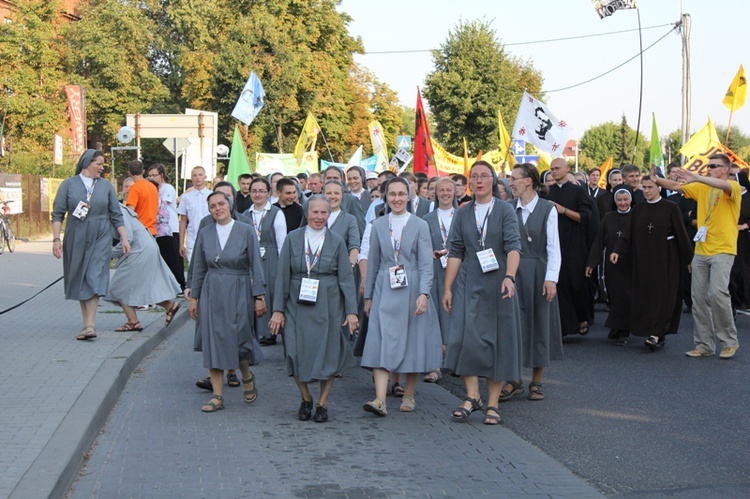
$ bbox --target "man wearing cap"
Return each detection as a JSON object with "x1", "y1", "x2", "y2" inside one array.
[
  {"x1": 651, "y1": 154, "x2": 741, "y2": 359},
  {"x1": 366, "y1": 171, "x2": 378, "y2": 191}
]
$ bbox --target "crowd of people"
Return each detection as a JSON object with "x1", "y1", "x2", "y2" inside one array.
[{"x1": 52, "y1": 149, "x2": 747, "y2": 423}]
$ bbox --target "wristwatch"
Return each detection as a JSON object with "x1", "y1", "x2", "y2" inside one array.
[
  {"x1": 504, "y1": 275, "x2": 516, "y2": 283},
  {"x1": 254, "y1": 295, "x2": 265, "y2": 302}
]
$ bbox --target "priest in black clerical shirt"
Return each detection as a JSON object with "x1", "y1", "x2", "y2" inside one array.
[
  {"x1": 546, "y1": 158, "x2": 599, "y2": 337},
  {"x1": 274, "y1": 177, "x2": 306, "y2": 232}
]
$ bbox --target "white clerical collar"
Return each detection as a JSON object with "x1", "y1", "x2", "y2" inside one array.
[
  {"x1": 646, "y1": 197, "x2": 662, "y2": 204},
  {"x1": 253, "y1": 201, "x2": 271, "y2": 212},
  {"x1": 351, "y1": 189, "x2": 363, "y2": 199},
  {"x1": 518, "y1": 194, "x2": 539, "y2": 212}
]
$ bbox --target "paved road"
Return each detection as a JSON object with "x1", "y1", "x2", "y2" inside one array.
[
  {"x1": 0, "y1": 239, "x2": 188, "y2": 498},
  {"x1": 441, "y1": 305, "x2": 750, "y2": 498},
  {"x1": 68, "y1": 320, "x2": 602, "y2": 498}
]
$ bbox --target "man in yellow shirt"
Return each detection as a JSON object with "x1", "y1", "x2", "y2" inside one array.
[{"x1": 652, "y1": 153, "x2": 741, "y2": 359}]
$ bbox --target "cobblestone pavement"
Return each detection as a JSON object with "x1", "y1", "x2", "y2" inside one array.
[
  {"x1": 0, "y1": 239, "x2": 188, "y2": 498},
  {"x1": 68, "y1": 320, "x2": 602, "y2": 498}
]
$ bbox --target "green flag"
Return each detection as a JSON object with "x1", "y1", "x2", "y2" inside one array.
[
  {"x1": 649, "y1": 113, "x2": 663, "y2": 170},
  {"x1": 226, "y1": 125, "x2": 251, "y2": 189}
]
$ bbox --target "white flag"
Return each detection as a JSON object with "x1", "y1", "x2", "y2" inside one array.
[
  {"x1": 231, "y1": 72, "x2": 265, "y2": 126},
  {"x1": 592, "y1": 0, "x2": 638, "y2": 19},
  {"x1": 346, "y1": 145, "x2": 363, "y2": 167},
  {"x1": 512, "y1": 91, "x2": 570, "y2": 157}
]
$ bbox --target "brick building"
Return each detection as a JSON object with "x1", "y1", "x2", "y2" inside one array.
[{"x1": 0, "y1": 0, "x2": 80, "y2": 24}]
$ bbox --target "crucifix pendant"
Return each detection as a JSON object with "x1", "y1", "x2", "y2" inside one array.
[
  {"x1": 648, "y1": 222, "x2": 654, "y2": 234},
  {"x1": 527, "y1": 236, "x2": 532, "y2": 242}
]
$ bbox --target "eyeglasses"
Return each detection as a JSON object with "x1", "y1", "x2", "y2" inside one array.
[
  {"x1": 470, "y1": 174, "x2": 492, "y2": 181},
  {"x1": 250, "y1": 190, "x2": 268, "y2": 194},
  {"x1": 387, "y1": 191, "x2": 409, "y2": 198},
  {"x1": 147, "y1": 173, "x2": 160, "y2": 178},
  {"x1": 509, "y1": 175, "x2": 527, "y2": 181},
  {"x1": 707, "y1": 163, "x2": 726, "y2": 169}
]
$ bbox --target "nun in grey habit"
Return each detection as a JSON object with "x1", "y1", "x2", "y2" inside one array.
[
  {"x1": 269, "y1": 195, "x2": 359, "y2": 423},
  {"x1": 52, "y1": 149, "x2": 129, "y2": 341},
  {"x1": 189, "y1": 191, "x2": 266, "y2": 413},
  {"x1": 361, "y1": 177, "x2": 442, "y2": 416}
]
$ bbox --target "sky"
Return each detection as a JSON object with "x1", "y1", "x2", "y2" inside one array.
[{"x1": 338, "y1": 0, "x2": 749, "y2": 144}]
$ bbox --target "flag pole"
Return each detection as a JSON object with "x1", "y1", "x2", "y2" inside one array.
[
  {"x1": 631, "y1": 7, "x2": 644, "y2": 163},
  {"x1": 725, "y1": 109, "x2": 734, "y2": 145},
  {"x1": 318, "y1": 129, "x2": 335, "y2": 162}
]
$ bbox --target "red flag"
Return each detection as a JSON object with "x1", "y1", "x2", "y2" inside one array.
[{"x1": 414, "y1": 87, "x2": 437, "y2": 177}]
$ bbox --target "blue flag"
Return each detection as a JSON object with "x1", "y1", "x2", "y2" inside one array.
[{"x1": 231, "y1": 71, "x2": 265, "y2": 125}]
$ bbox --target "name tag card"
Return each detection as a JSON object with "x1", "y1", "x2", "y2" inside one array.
[
  {"x1": 694, "y1": 226, "x2": 707, "y2": 243},
  {"x1": 389, "y1": 264, "x2": 408, "y2": 289},
  {"x1": 72, "y1": 201, "x2": 90, "y2": 221},
  {"x1": 477, "y1": 248, "x2": 499, "y2": 273},
  {"x1": 440, "y1": 254, "x2": 448, "y2": 269},
  {"x1": 298, "y1": 277, "x2": 319, "y2": 304},
  {"x1": 259, "y1": 247, "x2": 266, "y2": 258}
]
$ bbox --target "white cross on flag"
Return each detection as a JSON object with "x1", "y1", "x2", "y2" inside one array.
[{"x1": 512, "y1": 91, "x2": 570, "y2": 157}]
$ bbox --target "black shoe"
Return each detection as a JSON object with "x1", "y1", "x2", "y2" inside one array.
[
  {"x1": 259, "y1": 336, "x2": 277, "y2": 346},
  {"x1": 615, "y1": 337, "x2": 629, "y2": 346},
  {"x1": 312, "y1": 405, "x2": 329, "y2": 423},
  {"x1": 196, "y1": 377, "x2": 212, "y2": 391},
  {"x1": 645, "y1": 336, "x2": 665, "y2": 351},
  {"x1": 298, "y1": 399, "x2": 313, "y2": 421}
]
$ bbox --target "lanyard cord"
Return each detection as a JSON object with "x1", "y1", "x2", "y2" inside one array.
[
  {"x1": 304, "y1": 229, "x2": 325, "y2": 277},
  {"x1": 475, "y1": 198, "x2": 495, "y2": 249}
]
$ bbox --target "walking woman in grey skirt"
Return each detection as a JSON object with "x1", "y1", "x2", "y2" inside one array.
[{"x1": 442, "y1": 161, "x2": 523, "y2": 425}]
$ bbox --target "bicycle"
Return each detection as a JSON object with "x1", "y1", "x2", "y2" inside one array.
[{"x1": 0, "y1": 200, "x2": 16, "y2": 254}]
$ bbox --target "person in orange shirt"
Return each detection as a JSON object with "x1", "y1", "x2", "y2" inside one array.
[{"x1": 125, "y1": 160, "x2": 159, "y2": 236}]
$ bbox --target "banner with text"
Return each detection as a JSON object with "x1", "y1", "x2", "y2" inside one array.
[
  {"x1": 65, "y1": 85, "x2": 86, "y2": 158},
  {"x1": 255, "y1": 151, "x2": 318, "y2": 176}
]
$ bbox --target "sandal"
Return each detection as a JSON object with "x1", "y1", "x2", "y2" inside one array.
[
  {"x1": 242, "y1": 372, "x2": 258, "y2": 403},
  {"x1": 363, "y1": 398, "x2": 387, "y2": 416},
  {"x1": 423, "y1": 369, "x2": 442, "y2": 383},
  {"x1": 76, "y1": 326, "x2": 97, "y2": 341},
  {"x1": 201, "y1": 395, "x2": 224, "y2": 413},
  {"x1": 527, "y1": 382, "x2": 544, "y2": 401},
  {"x1": 499, "y1": 380, "x2": 524, "y2": 402},
  {"x1": 227, "y1": 373, "x2": 240, "y2": 387},
  {"x1": 115, "y1": 321, "x2": 143, "y2": 332},
  {"x1": 579, "y1": 322, "x2": 590, "y2": 335},
  {"x1": 451, "y1": 396, "x2": 483, "y2": 421},
  {"x1": 400, "y1": 395, "x2": 416, "y2": 412},
  {"x1": 483, "y1": 406, "x2": 502, "y2": 425},
  {"x1": 164, "y1": 302, "x2": 180, "y2": 326},
  {"x1": 391, "y1": 382, "x2": 404, "y2": 398}
]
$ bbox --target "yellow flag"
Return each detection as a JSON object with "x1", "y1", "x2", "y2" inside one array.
[
  {"x1": 680, "y1": 118, "x2": 721, "y2": 159},
  {"x1": 431, "y1": 139, "x2": 465, "y2": 176},
  {"x1": 498, "y1": 109, "x2": 517, "y2": 170},
  {"x1": 294, "y1": 112, "x2": 320, "y2": 160},
  {"x1": 463, "y1": 137, "x2": 469, "y2": 172},
  {"x1": 723, "y1": 65, "x2": 747, "y2": 112},
  {"x1": 597, "y1": 156, "x2": 614, "y2": 189}
]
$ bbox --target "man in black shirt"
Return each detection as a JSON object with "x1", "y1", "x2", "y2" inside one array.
[
  {"x1": 235, "y1": 173, "x2": 254, "y2": 214},
  {"x1": 273, "y1": 177, "x2": 306, "y2": 232}
]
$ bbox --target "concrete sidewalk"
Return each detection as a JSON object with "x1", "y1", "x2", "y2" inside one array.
[{"x1": 0, "y1": 239, "x2": 188, "y2": 498}]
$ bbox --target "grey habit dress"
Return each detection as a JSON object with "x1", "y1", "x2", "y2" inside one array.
[
  {"x1": 105, "y1": 205, "x2": 180, "y2": 306},
  {"x1": 190, "y1": 222, "x2": 266, "y2": 370},
  {"x1": 52, "y1": 175, "x2": 124, "y2": 300},
  {"x1": 444, "y1": 199, "x2": 523, "y2": 381},
  {"x1": 328, "y1": 209, "x2": 363, "y2": 336},
  {"x1": 273, "y1": 228, "x2": 358, "y2": 381},
  {"x1": 423, "y1": 209, "x2": 453, "y2": 344},
  {"x1": 244, "y1": 204, "x2": 283, "y2": 340},
  {"x1": 512, "y1": 197, "x2": 564, "y2": 368},
  {"x1": 361, "y1": 214, "x2": 443, "y2": 373}
]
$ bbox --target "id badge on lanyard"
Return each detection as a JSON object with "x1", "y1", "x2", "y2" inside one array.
[
  {"x1": 73, "y1": 179, "x2": 96, "y2": 221},
  {"x1": 253, "y1": 211, "x2": 267, "y2": 258},
  {"x1": 389, "y1": 264, "x2": 408, "y2": 288},
  {"x1": 299, "y1": 231, "x2": 324, "y2": 304},
  {"x1": 475, "y1": 199, "x2": 498, "y2": 273},
  {"x1": 439, "y1": 210, "x2": 453, "y2": 269}
]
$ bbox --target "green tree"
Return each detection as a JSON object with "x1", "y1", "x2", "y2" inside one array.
[
  {"x1": 664, "y1": 129, "x2": 683, "y2": 166},
  {"x1": 579, "y1": 120, "x2": 648, "y2": 169},
  {"x1": 423, "y1": 19, "x2": 543, "y2": 154},
  {"x1": 63, "y1": 0, "x2": 170, "y2": 141},
  {"x1": 0, "y1": 0, "x2": 68, "y2": 173}
]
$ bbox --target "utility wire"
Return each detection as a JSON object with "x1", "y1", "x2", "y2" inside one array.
[
  {"x1": 361, "y1": 22, "x2": 675, "y2": 55},
  {"x1": 546, "y1": 24, "x2": 678, "y2": 93}
]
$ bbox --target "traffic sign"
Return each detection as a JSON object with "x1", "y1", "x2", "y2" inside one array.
[
  {"x1": 511, "y1": 139, "x2": 525, "y2": 156},
  {"x1": 397, "y1": 135, "x2": 411, "y2": 150},
  {"x1": 395, "y1": 148, "x2": 412, "y2": 164},
  {"x1": 515, "y1": 155, "x2": 539, "y2": 166}
]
